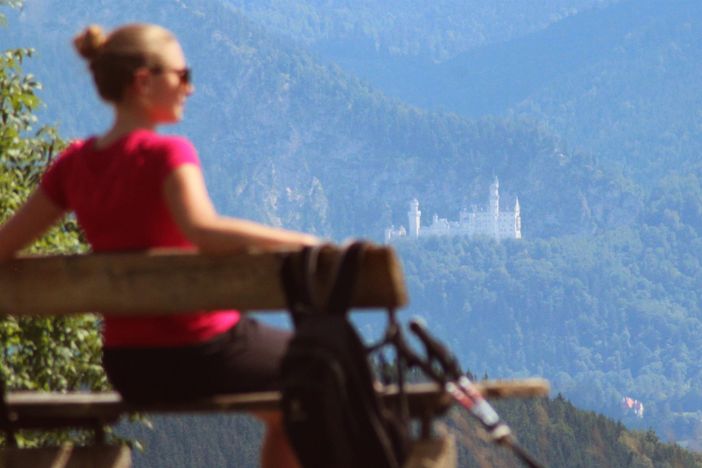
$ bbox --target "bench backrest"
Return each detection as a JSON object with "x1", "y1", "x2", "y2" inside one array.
[{"x1": 0, "y1": 245, "x2": 407, "y2": 316}]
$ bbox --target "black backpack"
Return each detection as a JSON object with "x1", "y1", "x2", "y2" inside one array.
[{"x1": 280, "y1": 242, "x2": 410, "y2": 468}]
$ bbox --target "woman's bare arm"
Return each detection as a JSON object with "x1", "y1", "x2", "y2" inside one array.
[
  {"x1": 0, "y1": 189, "x2": 65, "y2": 261},
  {"x1": 163, "y1": 164, "x2": 319, "y2": 253}
]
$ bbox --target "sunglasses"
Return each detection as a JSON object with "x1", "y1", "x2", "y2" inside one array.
[{"x1": 150, "y1": 66, "x2": 192, "y2": 85}]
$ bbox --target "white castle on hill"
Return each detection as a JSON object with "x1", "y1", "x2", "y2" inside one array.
[{"x1": 385, "y1": 177, "x2": 522, "y2": 242}]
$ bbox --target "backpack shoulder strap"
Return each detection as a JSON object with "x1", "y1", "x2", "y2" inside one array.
[
  {"x1": 282, "y1": 241, "x2": 369, "y2": 320},
  {"x1": 281, "y1": 245, "x2": 318, "y2": 322},
  {"x1": 326, "y1": 240, "x2": 368, "y2": 316}
]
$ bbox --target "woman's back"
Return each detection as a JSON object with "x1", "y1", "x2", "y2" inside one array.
[
  {"x1": 41, "y1": 129, "x2": 240, "y2": 347},
  {"x1": 42, "y1": 129, "x2": 196, "y2": 252}
]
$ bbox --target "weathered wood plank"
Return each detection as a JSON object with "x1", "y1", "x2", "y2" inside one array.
[
  {"x1": 0, "y1": 444, "x2": 131, "y2": 468},
  {"x1": 382, "y1": 379, "x2": 549, "y2": 402},
  {"x1": 3, "y1": 384, "x2": 446, "y2": 427},
  {"x1": 472, "y1": 378, "x2": 550, "y2": 399},
  {"x1": 0, "y1": 246, "x2": 407, "y2": 316},
  {"x1": 2, "y1": 379, "x2": 548, "y2": 430}
]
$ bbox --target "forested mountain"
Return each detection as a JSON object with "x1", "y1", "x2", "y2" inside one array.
[
  {"x1": 2, "y1": 0, "x2": 631, "y2": 240},
  {"x1": 513, "y1": 0, "x2": 702, "y2": 184},
  {"x1": 221, "y1": 0, "x2": 618, "y2": 60},
  {"x1": 461, "y1": 394, "x2": 702, "y2": 467},
  {"x1": 307, "y1": 0, "x2": 702, "y2": 185},
  {"x1": 221, "y1": 0, "x2": 623, "y2": 122},
  {"x1": 397, "y1": 194, "x2": 702, "y2": 444},
  {"x1": 117, "y1": 392, "x2": 702, "y2": 467}
]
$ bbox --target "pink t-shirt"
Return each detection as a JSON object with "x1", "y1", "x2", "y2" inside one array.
[{"x1": 40, "y1": 129, "x2": 240, "y2": 347}]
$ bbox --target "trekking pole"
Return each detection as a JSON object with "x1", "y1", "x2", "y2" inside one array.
[{"x1": 408, "y1": 319, "x2": 545, "y2": 468}]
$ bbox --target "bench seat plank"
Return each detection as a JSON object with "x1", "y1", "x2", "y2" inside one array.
[
  {"x1": 3, "y1": 384, "x2": 447, "y2": 429},
  {"x1": 2, "y1": 379, "x2": 548, "y2": 430},
  {"x1": 0, "y1": 246, "x2": 407, "y2": 315}
]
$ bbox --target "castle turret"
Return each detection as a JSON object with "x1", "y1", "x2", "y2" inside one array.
[
  {"x1": 490, "y1": 177, "x2": 500, "y2": 239},
  {"x1": 490, "y1": 177, "x2": 500, "y2": 218},
  {"x1": 408, "y1": 199, "x2": 421, "y2": 238},
  {"x1": 384, "y1": 227, "x2": 393, "y2": 243},
  {"x1": 514, "y1": 197, "x2": 522, "y2": 239}
]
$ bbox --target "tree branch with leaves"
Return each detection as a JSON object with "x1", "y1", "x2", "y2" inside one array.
[{"x1": 0, "y1": 44, "x2": 108, "y2": 447}]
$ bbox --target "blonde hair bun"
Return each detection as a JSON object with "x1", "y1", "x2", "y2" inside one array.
[{"x1": 73, "y1": 25, "x2": 106, "y2": 60}]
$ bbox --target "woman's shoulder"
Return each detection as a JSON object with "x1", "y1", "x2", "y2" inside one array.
[
  {"x1": 51, "y1": 138, "x2": 92, "y2": 164},
  {"x1": 65, "y1": 138, "x2": 91, "y2": 151},
  {"x1": 40, "y1": 138, "x2": 92, "y2": 202},
  {"x1": 136, "y1": 130, "x2": 196, "y2": 154},
  {"x1": 134, "y1": 131, "x2": 200, "y2": 169}
]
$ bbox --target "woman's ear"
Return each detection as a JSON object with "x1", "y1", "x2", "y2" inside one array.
[{"x1": 131, "y1": 67, "x2": 152, "y2": 96}]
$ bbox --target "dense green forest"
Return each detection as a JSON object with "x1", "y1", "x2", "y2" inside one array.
[
  {"x1": 316, "y1": 0, "x2": 702, "y2": 186},
  {"x1": 460, "y1": 394, "x2": 702, "y2": 467},
  {"x1": 116, "y1": 391, "x2": 702, "y2": 467},
  {"x1": 395, "y1": 161, "x2": 702, "y2": 441},
  {"x1": 513, "y1": 0, "x2": 702, "y2": 185}
]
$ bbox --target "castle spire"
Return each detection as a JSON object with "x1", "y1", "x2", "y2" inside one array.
[
  {"x1": 408, "y1": 198, "x2": 421, "y2": 238},
  {"x1": 514, "y1": 196, "x2": 522, "y2": 239}
]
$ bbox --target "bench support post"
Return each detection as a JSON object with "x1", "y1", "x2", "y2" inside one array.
[{"x1": 405, "y1": 434, "x2": 457, "y2": 468}]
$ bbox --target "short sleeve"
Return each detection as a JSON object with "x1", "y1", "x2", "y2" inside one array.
[
  {"x1": 40, "y1": 140, "x2": 84, "y2": 209},
  {"x1": 155, "y1": 136, "x2": 201, "y2": 182}
]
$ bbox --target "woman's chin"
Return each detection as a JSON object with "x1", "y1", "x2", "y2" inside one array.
[
  {"x1": 171, "y1": 107, "x2": 185, "y2": 122},
  {"x1": 157, "y1": 112, "x2": 183, "y2": 125}
]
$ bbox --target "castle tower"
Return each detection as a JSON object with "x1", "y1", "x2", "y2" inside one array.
[
  {"x1": 489, "y1": 177, "x2": 500, "y2": 218},
  {"x1": 490, "y1": 177, "x2": 500, "y2": 239},
  {"x1": 384, "y1": 227, "x2": 393, "y2": 243},
  {"x1": 514, "y1": 197, "x2": 522, "y2": 239},
  {"x1": 408, "y1": 198, "x2": 421, "y2": 238}
]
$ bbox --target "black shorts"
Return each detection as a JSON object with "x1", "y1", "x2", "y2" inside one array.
[{"x1": 102, "y1": 317, "x2": 291, "y2": 403}]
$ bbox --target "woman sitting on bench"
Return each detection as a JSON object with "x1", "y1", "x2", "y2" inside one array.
[{"x1": 0, "y1": 22, "x2": 316, "y2": 468}]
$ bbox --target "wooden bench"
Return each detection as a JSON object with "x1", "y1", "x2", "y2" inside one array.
[{"x1": 0, "y1": 245, "x2": 548, "y2": 467}]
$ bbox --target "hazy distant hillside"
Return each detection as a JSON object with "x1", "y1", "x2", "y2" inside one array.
[
  {"x1": 2, "y1": 0, "x2": 631, "y2": 239},
  {"x1": 425, "y1": 0, "x2": 676, "y2": 116},
  {"x1": 311, "y1": 0, "x2": 702, "y2": 184},
  {"x1": 221, "y1": 0, "x2": 622, "y2": 108},
  {"x1": 513, "y1": 0, "x2": 702, "y2": 183},
  {"x1": 223, "y1": 0, "x2": 618, "y2": 61}
]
